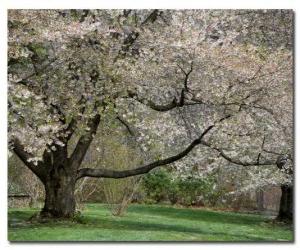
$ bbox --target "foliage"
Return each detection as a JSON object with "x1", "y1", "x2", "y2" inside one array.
[
  {"x1": 142, "y1": 168, "x2": 225, "y2": 206},
  {"x1": 142, "y1": 169, "x2": 172, "y2": 203},
  {"x1": 175, "y1": 175, "x2": 223, "y2": 206}
]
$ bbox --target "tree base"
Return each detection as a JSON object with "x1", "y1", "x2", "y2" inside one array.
[
  {"x1": 276, "y1": 214, "x2": 293, "y2": 224},
  {"x1": 28, "y1": 210, "x2": 83, "y2": 224}
]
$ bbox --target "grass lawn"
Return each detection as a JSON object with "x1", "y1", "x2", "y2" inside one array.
[{"x1": 8, "y1": 203, "x2": 293, "y2": 242}]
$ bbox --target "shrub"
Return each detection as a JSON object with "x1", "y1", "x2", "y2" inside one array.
[
  {"x1": 142, "y1": 168, "x2": 172, "y2": 203},
  {"x1": 141, "y1": 169, "x2": 225, "y2": 207}
]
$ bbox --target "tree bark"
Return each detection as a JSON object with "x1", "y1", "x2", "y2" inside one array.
[
  {"x1": 41, "y1": 166, "x2": 76, "y2": 218},
  {"x1": 276, "y1": 155, "x2": 293, "y2": 222},
  {"x1": 277, "y1": 184, "x2": 293, "y2": 222}
]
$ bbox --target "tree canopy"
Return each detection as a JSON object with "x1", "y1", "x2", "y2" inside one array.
[{"x1": 8, "y1": 10, "x2": 293, "y2": 218}]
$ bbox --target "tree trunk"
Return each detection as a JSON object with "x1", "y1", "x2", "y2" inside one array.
[
  {"x1": 276, "y1": 155, "x2": 293, "y2": 222},
  {"x1": 277, "y1": 184, "x2": 293, "y2": 222},
  {"x1": 41, "y1": 166, "x2": 76, "y2": 218},
  {"x1": 256, "y1": 190, "x2": 264, "y2": 211}
]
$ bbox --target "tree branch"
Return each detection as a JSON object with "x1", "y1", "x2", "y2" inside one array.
[
  {"x1": 116, "y1": 116, "x2": 135, "y2": 136},
  {"x1": 199, "y1": 140, "x2": 274, "y2": 166},
  {"x1": 178, "y1": 62, "x2": 193, "y2": 106},
  {"x1": 11, "y1": 137, "x2": 46, "y2": 181},
  {"x1": 63, "y1": 96, "x2": 87, "y2": 142},
  {"x1": 76, "y1": 116, "x2": 229, "y2": 180},
  {"x1": 70, "y1": 114, "x2": 101, "y2": 170},
  {"x1": 114, "y1": 10, "x2": 163, "y2": 61},
  {"x1": 126, "y1": 62, "x2": 194, "y2": 112},
  {"x1": 127, "y1": 90, "x2": 180, "y2": 111}
]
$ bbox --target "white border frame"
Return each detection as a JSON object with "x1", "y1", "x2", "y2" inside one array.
[{"x1": 1, "y1": 0, "x2": 299, "y2": 249}]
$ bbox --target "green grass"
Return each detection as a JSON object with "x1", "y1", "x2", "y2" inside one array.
[{"x1": 8, "y1": 203, "x2": 293, "y2": 241}]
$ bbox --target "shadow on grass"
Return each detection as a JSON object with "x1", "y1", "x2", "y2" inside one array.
[
  {"x1": 88, "y1": 216, "x2": 270, "y2": 241},
  {"x1": 8, "y1": 211, "x2": 35, "y2": 222},
  {"x1": 8, "y1": 209, "x2": 273, "y2": 241},
  {"x1": 125, "y1": 205, "x2": 267, "y2": 226}
]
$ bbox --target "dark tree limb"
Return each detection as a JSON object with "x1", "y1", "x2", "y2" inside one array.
[
  {"x1": 127, "y1": 90, "x2": 180, "y2": 111},
  {"x1": 76, "y1": 116, "x2": 229, "y2": 180},
  {"x1": 63, "y1": 96, "x2": 87, "y2": 142},
  {"x1": 256, "y1": 135, "x2": 266, "y2": 164},
  {"x1": 199, "y1": 140, "x2": 274, "y2": 166},
  {"x1": 114, "y1": 10, "x2": 163, "y2": 61},
  {"x1": 49, "y1": 102, "x2": 66, "y2": 124},
  {"x1": 141, "y1": 10, "x2": 160, "y2": 26},
  {"x1": 276, "y1": 154, "x2": 293, "y2": 222},
  {"x1": 70, "y1": 114, "x2": 101, "y2": 170},
  {"x1": 178, "y1": 62, "x2": 193, "y2": 106},
  {"x1": 116, "y1": 116, "x2": 135, "y2": 136},
  {"x1": 12, "y1": 137, "x2": 46, "y2": 181},
  {"x1": 126, "y1": 62, "x2": 194, "y2": 111}
]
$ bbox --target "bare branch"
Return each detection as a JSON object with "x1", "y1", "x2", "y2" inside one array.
[
  {"x1": 76, "y1": 128, "x2": 211, "y2": 179},
  {"x1": 116, "y1": 116, "x2": 135, "y2": 136}
]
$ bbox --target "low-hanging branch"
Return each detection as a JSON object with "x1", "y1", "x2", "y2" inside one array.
[
  {"x1": 77, "y1": 112, "x2": 283, "y2": 180},
  {"x1": 76, "y1": 120, "x2": 219, "y2": 180}
]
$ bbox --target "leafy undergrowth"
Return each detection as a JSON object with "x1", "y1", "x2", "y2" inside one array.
[{"x1": 8, "y1": 203, "x2": 293, "y2": 242}]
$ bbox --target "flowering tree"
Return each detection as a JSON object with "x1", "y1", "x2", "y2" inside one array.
[{"x1": 8, "y1": 10, "x2": 293, "y2": 219}]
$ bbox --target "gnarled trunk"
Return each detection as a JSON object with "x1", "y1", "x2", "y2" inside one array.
[
  {"x1": 277, "y1": 184, "x2": 293, "y2": 222},
  {"x1": 41, "y1": 166, "x2": 76, "y2": 218},
  {"x1": 276, "y1": 156, "x2": 293, "y2": 222}
]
